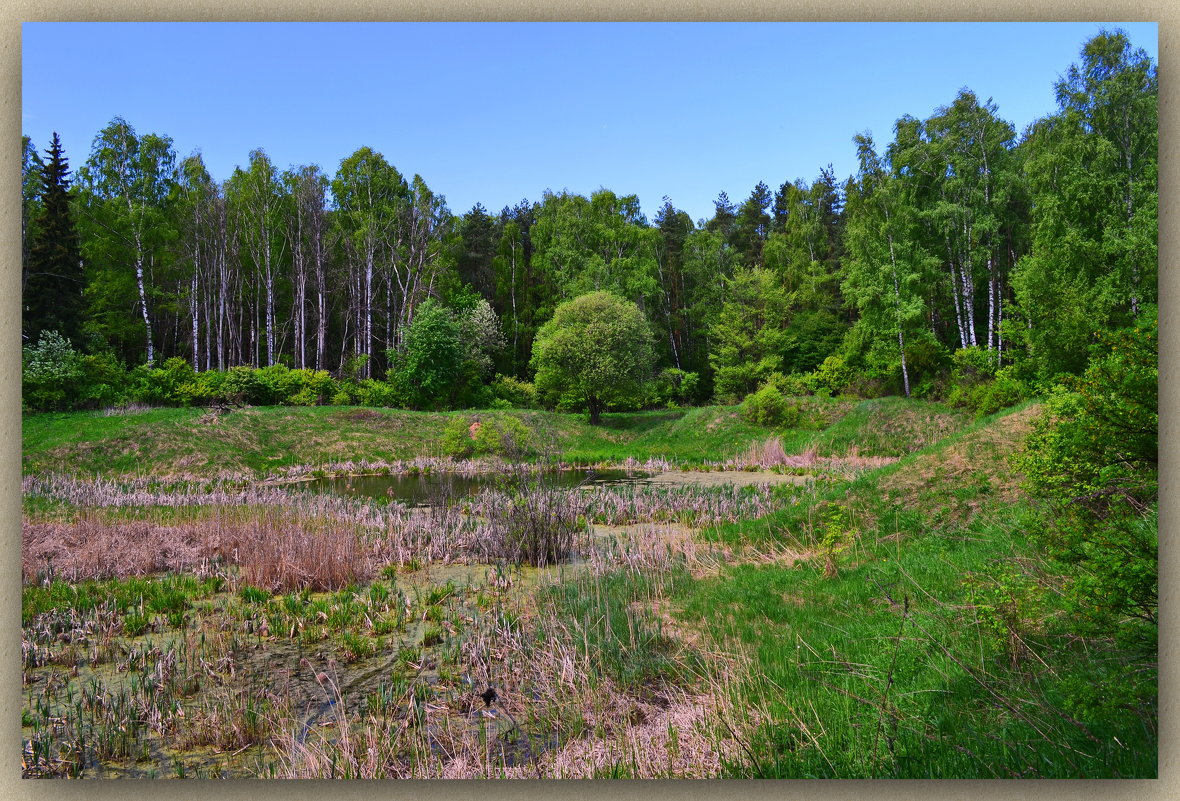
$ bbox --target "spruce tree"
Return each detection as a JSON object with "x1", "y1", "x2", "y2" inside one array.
[{"x1": 25, "y1": 132, "x2": 85, "y2": 346}]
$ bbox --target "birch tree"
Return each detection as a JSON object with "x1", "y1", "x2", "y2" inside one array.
[
  {"x1": 226, "y1": 149, "x2": 287, "y2": 367},
  {"x1": 842, "y1": 133, "x2": 935, "y2": 397},
  {"x1": 1013, "y1": 30, "x2": 1157, "y2": 377},
  {"x1": 77, "y1": 117, "x2": 177, "y2": 365},
  {"x1": 332, "y1": 148, "x2": 407, "y2": 377}
]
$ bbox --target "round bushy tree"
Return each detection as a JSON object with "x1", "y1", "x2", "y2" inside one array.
[
  {"x1": 530, "y1": 291, "x2": 655, "y2": 425},
  {"x1": 392, "y1": 299, "x2": 464, "y2": 409}
]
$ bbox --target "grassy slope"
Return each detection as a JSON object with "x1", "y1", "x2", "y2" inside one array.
[
  {"x1": 676, "y1": 403, "x2": 1155, "y2": 778},
  {"x1": 21, "y1": 399, "x2": 971, "y2": 479}
]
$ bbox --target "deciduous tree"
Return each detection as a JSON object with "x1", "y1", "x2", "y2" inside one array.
[{"x1": 531, "y1": 291, "x2": 655, "y2": 424}]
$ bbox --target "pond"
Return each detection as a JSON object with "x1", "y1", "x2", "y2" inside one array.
[{"x1": 298, "y1": 469, "x2": 647, "y2": 506}]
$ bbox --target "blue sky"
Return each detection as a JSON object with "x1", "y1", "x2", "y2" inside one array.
[{"x1": 22, "y1": 22, "x2": 1158, "y2": 225}]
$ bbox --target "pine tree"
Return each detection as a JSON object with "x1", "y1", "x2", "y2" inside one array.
[{"x1": 24, "y1": 132, "x2": 85, "y2": 346}]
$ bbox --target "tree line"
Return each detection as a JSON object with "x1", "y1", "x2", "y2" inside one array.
[{"x1": 21, "y1": 30, "x2": 1156, "y2": 415}]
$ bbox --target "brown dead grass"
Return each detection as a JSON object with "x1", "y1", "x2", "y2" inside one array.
[
  {"x1": 503, "y1": 685, "x2": 747, "y2": 778},
  {"x1": 22, "y1": 510, "x2": 373, "y2": 591}
]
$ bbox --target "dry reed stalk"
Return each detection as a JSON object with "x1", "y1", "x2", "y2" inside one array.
[{"x1": 22, "y1": 508, "x2": 375, "y2": 592}]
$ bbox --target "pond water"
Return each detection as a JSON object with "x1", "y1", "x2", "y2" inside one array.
[{"x1": 298, "y1": 469, "x2": 647, "y2": 506}]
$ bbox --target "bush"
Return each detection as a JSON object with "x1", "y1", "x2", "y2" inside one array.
[
  {"x1": 946, "y1": 347, "x2": 1029, "y2": 415},
  {"x1": 483, "y1": 472, "x2": 584, "y2": 566},
  {"x1": 806, "y1": 355, "x2": 855, "y2": 396},
  {"x1": 475, "y1": 416, "x2": 533, "y2": 459},
  {"x1": 133, "y1": 357, "x2": 197, "y2": 406},
  {"x1": 646, "y1": 368, "x2": 701, "y2": 408},
  {"x1": 220, "y1": 366, "x2": 261, "y2": 404},
  {"x1": 741, "y1": 383, "x2": 801, "y2": 428},
  {"x1": 1017, "y1": 308, "x2": 1157, "y2": 643},
  {"x1": 441, "y1": 417, "x2": 474, "y2": 459},
  {"x1": 76, "y1": 352, "x2": 131, "y2": 409},
  {"x1": 22, "y1": 331, "x2": 84, "y2": 411},
  {"x1": 766, "y1": 371, "x2": 812, "y2": 398},
  {"x1": 487, "y1": 375, "x2": 537, "y2": 409},
  {"x1": 287, "y1": 369, "x2": 337, "y2": 406},
  {"x1": 441, "y1": 415, "x2": 534, "y2": 460},
  {"x1": 355, "y1": 378, "x2": 402, "y2": 408},
  {"x1": 179, "y1": 369, "x2": 229, "y2": 405}
]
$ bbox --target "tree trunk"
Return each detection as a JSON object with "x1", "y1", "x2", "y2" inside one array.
[
  {"x1": 134, "y1": 251, "x2": 154, "y2": 366},
  {"x1": 588, "y1": 396, "x2": 602, "y2": 426}
]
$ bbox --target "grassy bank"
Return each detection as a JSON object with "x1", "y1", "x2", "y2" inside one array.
[
  {"x1": 677, "y1": 404, "x2": 1156, "y2": 778},
  {"x1": 21, "y1": 399, "x2": 971, "y2": 479}
]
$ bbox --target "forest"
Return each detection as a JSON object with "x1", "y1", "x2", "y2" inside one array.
[
  {"x1": 22, "y1": 30, "x2": 1156, "y2": 419},
  {"x1": 19, "y1": 29, "x2": 1158, "y2": 780}
]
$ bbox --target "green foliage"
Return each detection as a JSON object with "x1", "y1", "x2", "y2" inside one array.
[
  {"x1": 807, "y1": 355, "x2": 855, "y2": 396},
  {"x1": 355, "y1": 378, "x2": 403, "y2": 408},
  {"x1": 487, "y1": 374, "x2": 536, "y2": 409},
  {"x1": 390, "y1": 299, "x2": 465, "y2": 409},
  {"x1": 441, "y1": 415, "x2": 533, "y2": 459},
  {"x1": 440, "y1": 417, "x2": 474, "y2": 458},
  {"x1": 945, "y1": 347, "x2": 1030, "y2": 415},
  {"x1": 646, "y1": 368, "x2": 700, "y2": 408},
  {"x1": 1012, "y1": 30, "x2": 1157, "y2": 381},
  {"x1": 1017, "y1": 308, "x2": 1157, "y2": 639},
  {"x1": 532, "y1": 291, "x2": 656, "y2": 424},
  {"x1": 76, "y1": 353, "x2": 132, "y2": 409},
  {"x1": 708, "y1": 268, "x2": 793, "y2": 401},
  {"x1": 24, "y1": 133, "x2": 86, "y2": 347},
  {"x1": 133, "y1": 357, "x2": 196, "y2": 406},
  {"x1": 22, "y1": 332, "x2": 84, "y2": 412},
  {"x1": 740, "y1": 383, "x2": 800, "y2": 428}
]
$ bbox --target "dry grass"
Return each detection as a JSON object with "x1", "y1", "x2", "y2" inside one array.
[
  {"x1": 737, "y1": 437, "x2": 898, "y2": 476},
  {"x1": 22, "y1": 509, "x2": 373, "y2": 592}
]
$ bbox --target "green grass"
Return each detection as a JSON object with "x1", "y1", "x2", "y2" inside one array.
[
  {"x1": 21, "y1": 404, "x2": 785, "y2": 477},
  {"x1": 22, "y1": 399, "x2": 972, "y2": 479},
  {"x1": 678, "y1": 511, "x2": 1156, "y2": 777},
  {"x1": 543, "y1": 565, "x2": 700, "y2": 690},
  {"x1": 20, "y1": 398, "x2": 1155, "y2": 778},
  {"x1": 805, "y1": 397, "x2": 971, "y2": 456},
  {"x1": 23, "y1": 574, "x2": 224, "y2": 626},
  {"x1": 672, "y1": 403, "x2": 1155, "y2": 778}
]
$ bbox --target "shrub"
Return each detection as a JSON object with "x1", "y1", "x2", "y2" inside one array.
[
  {"x1": 22, "y1": 331, "x2": 84, "y2": 411},
  {"x1": 741, "y1": 383, "x2": 801, "y2": 428},
  {"x1": 179, "y1": 369, "x2": 229, "y2": 405},
  {"x1": 441, "y1": 417, "x2": 474, "y2": 459},
  {"x1": 288, "y1": 369, "x2": 338, "y2": 406},
  {"x1": 483, "y1": 472, "x2": 585, "y2": 566},
  {"x1": 220, "y1": 366, "x2": 261, "y2": 404},
  {"x1": 807, "y1": 355, "x2": 855, "y2": 396},
  {"x1": 766, "y1": 371, "x2": 812, "y2": 398},
  {"x1": 1017, "y1": 308, "x2": 1157, "y2": 644},
  {"x1": 355, "y1": 378, "x2": 402, "y2": 408},
  {"x1": 487, "y1": 374, "x2": 537, "y2": 408},
  {"x1": 647, "y1": 368, "x2": 701, "y2": 408},
  {"x1": 442, "y1": 415, "x2": 533, "y2": 459},
  {"x1": 77, "y1": 352, "x2": 131, "y2": 410},
  {"x1": 132, "y1": 357, "x2": 197, "y2": 406},
  {"x1": 474, "y1": 416, "x2": 533, "y2": 459},
  {"x1": 947, "y1": 347, "x2": 1029, "y2": 415}
]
